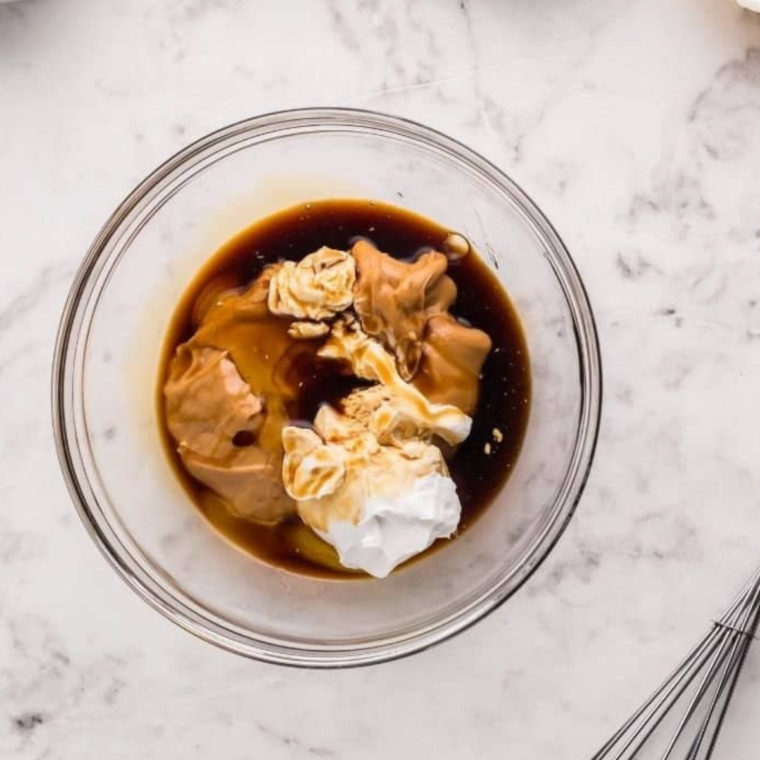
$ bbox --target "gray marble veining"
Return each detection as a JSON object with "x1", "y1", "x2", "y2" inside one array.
[{"x1": 1, "y1": 0, "x2": 760, "y2": 757}]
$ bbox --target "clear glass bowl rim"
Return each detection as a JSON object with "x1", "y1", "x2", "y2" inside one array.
[{"x1": 51, "y1": 107, "x2": 603, "y2": 668}]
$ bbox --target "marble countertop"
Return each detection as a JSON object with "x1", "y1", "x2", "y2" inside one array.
[{"x1": 2, "y1": 0, "x2": 760, "y2": 757}]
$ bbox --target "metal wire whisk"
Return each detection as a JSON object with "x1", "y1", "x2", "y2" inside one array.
[{"x1": 591, "y1": 564, "x2": 760, "y2": 760}]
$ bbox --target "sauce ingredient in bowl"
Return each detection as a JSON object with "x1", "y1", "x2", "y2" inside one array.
[{"x1": 158, "y1": 199, "x2": 530, "y2": 579}]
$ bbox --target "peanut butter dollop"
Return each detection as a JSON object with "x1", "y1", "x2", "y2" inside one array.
[
  {"x1": 164, "y1": 344, "x2": 294, "y2": 523},
  {"x1": 352, "y1": 240, "x2": 455, "y2": 381},
  {"x1": 164, "y1": 267, "x2": 321, "y2": 524},
  {"x1": 351, "y1": 240, "x2": 492, "y2": 414},
  {"x1": 415, "y1": 314, "x2": 493, "y2": 416}
]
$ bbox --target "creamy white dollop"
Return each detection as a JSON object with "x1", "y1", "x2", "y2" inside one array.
[
  {"x1": 316, "y1": 472, "x2": 460, "y2": 578},
  {"x1": 318, "y1": 316, "x2": 472, "y2": 445},
  {"x1": 279, "y1": 313, "x2": 471, "y2": 577},
  {"x1": 281, "y1": 382, "x2": 465, "y2": 577},
  {"x1": 268, "y1": 246, "x2": 356, "y2": 320}
]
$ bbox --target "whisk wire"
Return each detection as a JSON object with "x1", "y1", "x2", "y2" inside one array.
[
  {"x1": 591, "y1": 565, "x2": 760, "y2": 760},
  {"x1": 591, "y1": 629, "x2": 722, "y2": 760},
  {"x1": 686, "y1": 627, "x2": 751, "y2": 760},
  {"x1": 693, "y1": 575, "x2": 760, "y2": 760},
  {"x1": 660, "y1": 624, "x2": 741, "y2": 759}
]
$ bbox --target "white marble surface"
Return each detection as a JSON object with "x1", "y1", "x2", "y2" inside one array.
[{"x1": 2, "y1": 0, "x2": 760, "y2": 757}]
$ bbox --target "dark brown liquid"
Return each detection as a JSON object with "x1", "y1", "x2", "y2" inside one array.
[{"x1": 158, "y1": 199, "x2": 531, "y2": 579}]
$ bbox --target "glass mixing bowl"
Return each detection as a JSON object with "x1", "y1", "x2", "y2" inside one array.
[{"x1": 52, "y1": 108, "x2": 602, "y2": 667}]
